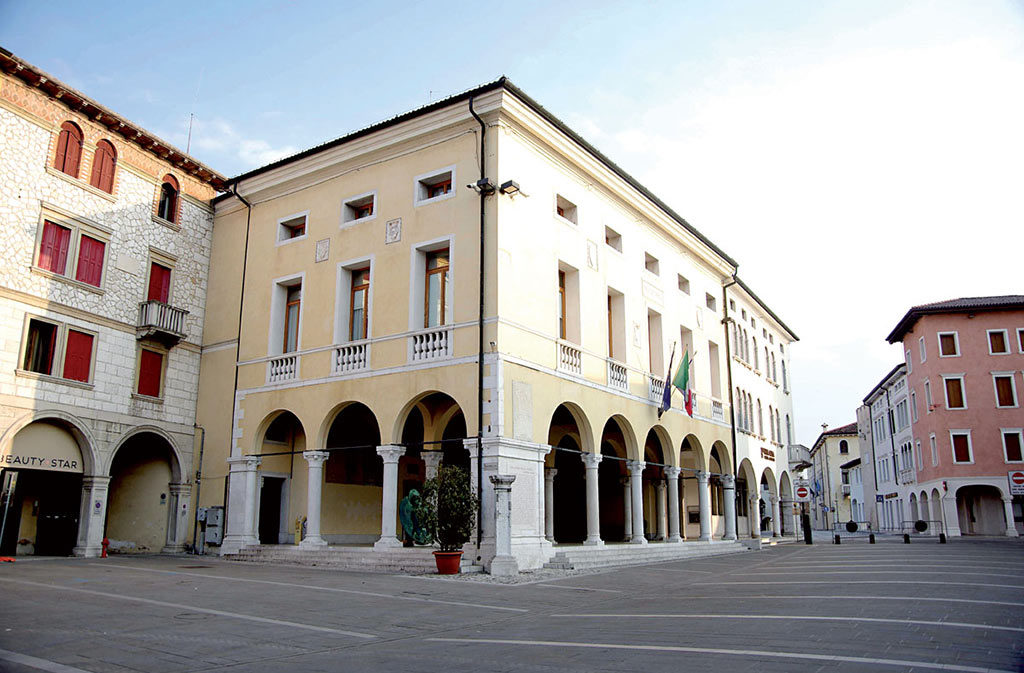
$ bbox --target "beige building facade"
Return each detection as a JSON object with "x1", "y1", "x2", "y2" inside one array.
[
  {"x1": 197, "y1": 79, "x2": 800, "y2": 570},
  {"x1": 809, "y1": 423, "x2": 861, "y2": 530}
]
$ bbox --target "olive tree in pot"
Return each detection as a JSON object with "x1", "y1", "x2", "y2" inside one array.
[{"x1": 415, "y1": 465, "x2": 478, "y2": 574}]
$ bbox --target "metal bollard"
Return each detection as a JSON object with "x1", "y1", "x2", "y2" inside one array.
[
  {"x1": 903, "y1": 534, "x2": 910, "y2": 544},
  {"x1": 834, "y1": 534, "x2": 841, "y2": 545},
  {"x1": 939, "y1": 533, "x2": 947, "y2": 544},
  {"x1": 869, "y1": 533, "x2": 875, "y2": 544}
]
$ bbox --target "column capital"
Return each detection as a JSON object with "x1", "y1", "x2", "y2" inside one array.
[
  {"x1": 770, "y1": 493, "x2": 779, "y2": 504},
  {"x1": 422, "y1": 450, "x2": 444, "y2": 468},
  {"x1": 81, "y1": 476, "x2": 111, "y2": 488},
  {"x1": 696, "y1": 470, "x2": 710, "y2": 484},
  {"x1": 302, "y1": 450, "x2": 329, "y2": 467},
  {"x1": 169, "y1": 482, "x2": 191, "y2": 495},
  {"x1": 228, "y1": 455, "x2": 262, "y2": 471},
  {"x1": 376, "y1": 445, "x2": 405, "y2": 464},
  {"x1": 655, "y1": 480, "x2": 667, "y2": 491},
  {"x1": 665, "y1": 466, "x2": 682, "y2": 480},
  {"x1": 721, "y1": 473, "x2": 736, "y2": 488},
  {"x1": 544, "y1": 467, "x2": 558, "y2": 480},
  {"x1": 627, "y1": 460, "x2": 646, "y2": 474},
  {"x1": 489, "y1": 474, "x2": 516, "y2": 490},
  {"x1": 581, "y1": 452, "x2": 602, "y2": 469}
]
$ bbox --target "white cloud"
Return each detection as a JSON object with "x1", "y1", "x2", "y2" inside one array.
[{"x1": 164, "y1": 116, "x2": 297, "y2": 173}]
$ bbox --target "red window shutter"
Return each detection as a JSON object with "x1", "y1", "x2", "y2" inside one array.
[
  {"x1": 90, "y1": 141, "x2": 116, "y2": 193},
  {"x1": 64, "y1": 126, "x2": 82, "y2": 177},
  {"x1": 38, "y1": 221, "x2": 71, "y2": 274},
  {"x1": 138, "y1": 350, "x2": 163, "y2": 397},
  {"x1": 54, "y1": 129, "x2": 70, "y2": 172},
  {"x1": 75, "y1": 236, "x2": 105, "y2": 286},
  {"x1": 62, "y1": 330, "x2": 94, "y2": 382},
  {"x1": 148, "y1": 263, "x2": 171, "y2": 302}
]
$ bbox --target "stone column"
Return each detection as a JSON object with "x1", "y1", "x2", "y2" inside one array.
[
  {"x1": 490, "y1": 475, "x2": 518, "y2": 575},
  {"x1": 374, "y1": 445, "x2": 406, "y2": 549},
  {"x1": 942, "y1": 493, "x2": 961, "y2": 536},
  {"x1": 423, "y1": 451, "x2": 443, "y2": 481},
  {"x1": 750, "y1": 492, "x2": 761, "y2": 538},
  {"x1": 544, "y1": 467, "x2": 557, "y2": 542},
  {"x1": 221, "y1": 456, "x2": 261, "y2": 554},
  {"x1": 697, "y1": 470, "x2": 712, "y2": 541},
  {"x1": 722, "y1": 474, "x2": 737, "y2": 540},
  {"x1": 655, "y1": 480, "x2": 667, "y2": 540},
  {"x1": 1003, "y1": 498, "x2": 1019, "y2": 537},
  {"x1": 665, "y1": 467, "x2": 682, "y2": 543},
  {"x1": 771, "y1": 494, "x2": 782, "y2": 537},
  {"x1": 163, "y1": 483, "x2": 191, "y2": 552},
  {"x1": 621, "y1": 477, "x2": 633, "y2": 541},
  {"x1": 628, "y1": 460, "x2": 647, "y2": 544},
  {"x1": 582, "y1": 452, "x2": 603, "y2": 546},
  {"x1": 300, "y1": 451, "x2": 329, "y2": 548},
  {"x1": 72, "y1": 476, "x2": 110, "y2": 557}
]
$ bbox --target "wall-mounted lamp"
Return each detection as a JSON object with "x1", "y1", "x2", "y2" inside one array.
[
  {"x1": 499, "y1": 180, "x2": 528, "y2": 197},
  {"x1": 466, "y1": 178, "x2": 496, "y2": 195},
  {"x1": 489, "y1": 340, "x2": 496, "y2": 352}
]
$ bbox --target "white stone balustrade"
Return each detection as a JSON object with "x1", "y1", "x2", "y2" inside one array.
[
  {"x1": 607, "y1": 359, "x2": 628, "y2": 391},
  {"x1": 267, "y1": 354, "x2": 298, "y2": 382},
  {"x1": 411, "y1": 326, "x2": 451, "y2": 362},
  {"x1": 332, "y1": 342, "x2": 368, "y2": 374},
  {"x1": 648, "y1": 375, "x2": 665, "y2": 403},
  {"x1": 557, "y1": 340, "x2": 582, "y2": 375}
]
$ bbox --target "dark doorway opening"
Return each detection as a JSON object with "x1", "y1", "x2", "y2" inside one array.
[
  {"x1": 259, "y1": 477, "x2": 285, "y2": 544},
  {"x1": 0, "y1": 469, "x2": 81, "y2": 556}
]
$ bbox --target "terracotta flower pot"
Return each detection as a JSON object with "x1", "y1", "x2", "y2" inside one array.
[{"x1": 433, "y1": 550, "x2": 463, "y2": 574}]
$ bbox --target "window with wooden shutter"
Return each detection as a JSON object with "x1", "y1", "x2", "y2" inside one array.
[
  {"x1": 54, "y1": 122, "x2": 83, "y2": 177},
  {"x1": 995, "y1": 375, "x2": 1017, "y2": 407},
  {"x1": 1004, "y1": 432, "x2": 1023, "y2": 462},
  {"x1": 23, "y1": 319, "x2": 58, "y2": 375},
  {"x1": 138, "y1": 349, "x2": 163, "y2": 397},
  {"x1": 89, "y1": 140, "x2": 117, "y2": 193},
  {"x1": 38, "y1": 221, "x2": 71, "y2": 274},
  {"x1": 951, "y1": 433, "x2": 971, "y2": 463},
  {"x1": 158, "y1": 175, "x2": 179, "y2": 223},
  {"x1": 62, "y1": 330, "x2": 94, "y2": 382},
  {"x1": 944, "y1": 377, "x2": 965, "y2": 409},
  {"x1": 148, "y1": 262, "x2": 171, "y2": 303},
  {"x1": 74, "y1": 235, "x2": 105, "y2": 287}
]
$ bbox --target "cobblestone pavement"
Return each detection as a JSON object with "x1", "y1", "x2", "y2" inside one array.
[{"x1": 1, "y1": 538, "x2": 1022, "y2": 672}]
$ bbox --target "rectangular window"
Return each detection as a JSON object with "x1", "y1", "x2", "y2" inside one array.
[
  {"x1": 905, "y1": 350, "x2": 912, "y2": 373},
  {"x1": 349, "y1": 268, "x2": 370, "y2": 341},
  {"x1": 705, "y1": 293, "x2": 717, "y2": 312},
  {"x1": 944, "y1": 376, "x2": 965, "y2": 409},
  {"x1": 137, "y1": 348, "x2": 164, "y2": 398},
  {"x1": 74, "y1": 236, "x2": 105, "y2": 287},
  {"x1": 343, "y1": 192, "x2": 376, "y2": 224},
  {"x1": 414, "y1": 167, "x2": 456, "y2": 205},
  {"x1": 644, "y1": 252, "x2": 659, "y2": 276},
  {"x1": 607, "y1": 289, "x2": 624, "y2": 360},
  {"x1": 1018, "y1": 328, "x2": 1024, "y2": 353},
  {"x1": 994, "y1": 374, "x2": 1018, "y2": 408},
  {"x1": 62, "y1": 330, "x2": 94, "y2": 382},
  {"x1": 915, "y1": 441, "x2": 923, "y2": 470},
  {"x1": 38, "y1": 220, "x2": 72, "y2": 274},
  {"x1": 648, "y1": 310, "x2": 664, "y2": 373},
  {"x1": 989, "y1": 330, "x2": 1009, "y2": 354},
  {"x1": 278, "y1": 213, "x2": 307, "y2": 242},
  {"x1": 147, "y1": 262, "x2": 172, "y2": 303},
  {"x1": 283, "y1": 285, "x2": 301, "y2": 353},
  {"x1": 1003, "y1": 430, "x2": 1023, "y2": 462},
  {"x1": 919, "y1": 336, "x2": 926, "y2": 362},
  {"x1": 930, "y1": 434, "x2": 938, "y2": 466},
  {"x1": 911, "y1": 390, "x2": 918, "y2": 422},
  {"x1": 558, "y1": 271, "x2": 567, "y2": 340},
  {"x1": 425, "y1": 249, "x2": 449, "y2": 327},
  {"x1": 23, "y1": 319, "x2": 59, "y2": 375},
  {"x1": 938, "y1": 332, "x2": 959, "y2": 357},
  {"x1": 555, "y1": 195, "x2": 577, "y2": 223},
  {"x1": 604, "y1": 226, "x2": 621, "y2": 251},
  {"x1": 924, "y1": 379, "x2": 932, "y2": 410},
  {"x1": 950, "y1": 431, "x2": 972, "y2": 464}
]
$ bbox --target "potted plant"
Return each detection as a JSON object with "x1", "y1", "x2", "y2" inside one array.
[{"x1": 415, "y1": 465, "x2": 478, "y2": 574}]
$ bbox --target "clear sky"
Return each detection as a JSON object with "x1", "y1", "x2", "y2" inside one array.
[{"x1": 3, "y1": 1, "x2": 1022, "y2": 446}]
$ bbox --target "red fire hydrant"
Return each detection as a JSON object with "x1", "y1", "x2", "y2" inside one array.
[{"x1": 101, "y1": 537, "x2": 109, "y2": 558}]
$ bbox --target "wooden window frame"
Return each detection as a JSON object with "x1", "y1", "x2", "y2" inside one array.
[
  {"x1": 415, "y1": 167, "x2": 456, "y2": 206},
  {"x1": 942, "y1": 375, "x2": 967, "y2": 410},
  {"x1": 33, "y1": 209, "x2": 111, "y2": 292},
  {"x1": 156, "y1": 174, "x2": 181, "y2": 224},
  {"x1": 89, "y1": 139, "x2": 118, "y2": 194},
  {"x1": 937, "y1": 331, "x2": 960, "y2": 357},
  {"x1": 992, "y1": 373, "x2": 1018, "y2": 408},
  {"x1": 558, "y1": 270, "x2": 566, "y2": 340},
  {"x1": 18, "y1": 315, "x2": 97, "y2": 385},
  {"x1": 277, "y1": 213, "x2": 308, "y2": 243},
  {"x1": 1002, "y1": 429, "x2": 1024, "y2": 463},
  {"x1": 424, "y1": 249, "x2": 450, "y2": 328},
  {"x1": 349, "y1": 267, "x2": 370, "y2": 341},
  {"x1": 949, "y1": 430, "x2": 973, "y2": 464},
  {"x1": 283, "y1": 284, "x2": 302, "y2": 353},
  {"x1": 342, "y1": 192, "x2": 377, "y2": 226},
  {"x1": 988, "y1": 329, "x2": 1010, "y2": 355},
  {"x1": 53, "y1": 121, "x2": 83, "y2": 178},
  {"x1": 135, "y1": 346, "x2": 167, "y2": 400}
]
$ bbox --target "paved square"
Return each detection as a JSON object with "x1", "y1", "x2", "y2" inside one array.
[{"x1": 1, "y1": 539, "x2": 1022, "y2": 672}]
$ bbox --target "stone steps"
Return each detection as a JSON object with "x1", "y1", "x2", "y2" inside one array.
[
  {"x1": 543, "y1": 540, "x2": 748, "y2": 570},
  {"x1": 224, "y1": 544, "x2": 481, "y2": 574}
]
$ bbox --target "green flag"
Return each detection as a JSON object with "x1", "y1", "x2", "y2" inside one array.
[{"x1": 672, "y1": 349, "x2": 690, "y2": 392}]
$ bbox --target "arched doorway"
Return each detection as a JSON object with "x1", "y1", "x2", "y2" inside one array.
[
  {"x1": 323, "y1": 403, "x2": 382, "y2": 544},
  {"x1": 680, "y1": 435, "x2": 706, "y2": 540},
  {"x1": 737, "y1": 459, "x2": 758, "y2": 537},
  {"x1": 106, "y1": 431, "x2": 181, "y2": 553},
  {"x1": 598, "y1": 422, "x2": 628, "y2": 542},
  {"x1": 956, "y1": 485, "x2": 1006, "y2": 535},
  {"x1": 0, "y1": 420, "x2": 85, "y2": 556},
  {"x1": 548, "y1": 404, "x2": 587, "y2": 544},
  {"x1": 759, "y1": 468, "x2": 777, "y2": 536},
  {"x1": 256, "y1": 411, "x2": 305, "y2": 544},
  {"x1": 642, "y1": 429, "x2": 667, "y2": 540}
]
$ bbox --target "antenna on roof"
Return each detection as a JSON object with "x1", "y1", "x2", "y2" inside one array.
[{"x1": 186, "y1": 67, "x2": 205, "y2": 155}]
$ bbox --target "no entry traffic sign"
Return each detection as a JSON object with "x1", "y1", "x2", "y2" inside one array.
[
  {"x1": 795, "y1": 485, "x2": 810, "y2": 501},
  {"x1": 1009, "y1": 470, "x2": 1024, "y2": 496}
]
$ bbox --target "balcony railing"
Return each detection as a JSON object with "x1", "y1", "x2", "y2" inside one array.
[
  {"x1": 557, "y1": 340, "x2": 582, "y2": 376},
  {"x1": 711, "y1": 399, "x2": 724, "y2": 422},
  {"x1": 137, "y1": 300, "x2": 188, "y2": 345},
  {"x1": 648, "y1": 375, "x2": 665, "y2": 403},
  {"x1": 267, "y1": 354, "x2": 298, "y2": 383},
  {"x1": 410, "y1": 326, "x2": 452, "y2": 362},
  {"x1": 607, "y1": 360, "x2": 628, "y2": 391},
  {"x1": 332, "y1": 342, "x2": 368, "y2": 374}
]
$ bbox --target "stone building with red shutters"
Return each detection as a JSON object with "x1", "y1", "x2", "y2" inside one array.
[{"x1": 0, "y1": 48, "x2": 226, "y2": 557}]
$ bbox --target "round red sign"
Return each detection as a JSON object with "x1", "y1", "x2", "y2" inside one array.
[
  {"x1": 1011, "y1": 471, "x2": 1024, "y2": 486},
  {"x1": 796, "y1": 486, "x2": 809, "y2": 498}
]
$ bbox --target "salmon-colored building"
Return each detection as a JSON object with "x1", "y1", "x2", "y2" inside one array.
[{"x1": 887, "y1": 296, "x2": 1023, "y2": 536}]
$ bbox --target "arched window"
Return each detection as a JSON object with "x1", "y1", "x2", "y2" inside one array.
[
  {"x1": 54, "y1": 121, "x2": 83, "y2": 177},
  {"x1": 839, "y1": 439, "x2": 849, "y2": 454},
  {"x1": 89, "y1": 140, "x2": 117, "y2": 193},
  {"x1": 157, "y1": 175, "x2": 179, "y2": 223}
]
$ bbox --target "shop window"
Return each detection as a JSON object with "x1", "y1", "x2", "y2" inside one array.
[
  {"x1": 157, "y1": 175, "x2": 180, "y2": 223},
  {"x1": 89, "y1": 140, "x2": 117, "y2": 193},
  {"x1": 53, "y1": 121, "x2": 83, "y2": 178},
  {"x1": 137, "y1": 348, "x2": 164, "y2": 398},
  {"x1": 35, "y1": 219, "x2": 108, "y2": 288}
]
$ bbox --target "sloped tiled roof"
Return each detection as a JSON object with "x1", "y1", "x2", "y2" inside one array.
[
  {"x1": 810, "y1": 422, "x2": 858, "y2": 454},
  {"x1": 887, "y1": 295, "x2": 1024, "y2": 343}
]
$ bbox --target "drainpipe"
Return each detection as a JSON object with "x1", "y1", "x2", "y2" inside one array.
[
  {"x1": 228, "y1": 184, "x2": 253, "y2": 529},
  {"x1": 722, "y1": 275, "x2": 739, "y2": 536},
  {"x1": 469, "y1": 97, "x2": 486, "y2": 547},
  {"x1": 191, "y1": 424, "x2": 205, "y2": 554}
]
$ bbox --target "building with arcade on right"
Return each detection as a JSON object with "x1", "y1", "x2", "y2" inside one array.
[{"x1": 883, "y1": 296, "x2": 1023, "y2": 537}]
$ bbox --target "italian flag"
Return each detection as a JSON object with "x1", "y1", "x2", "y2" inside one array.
[{"x1": 672, "y1": 349, "x2": 695, "y2": 417}]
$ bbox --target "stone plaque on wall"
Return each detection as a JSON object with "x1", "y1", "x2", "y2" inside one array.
[
  {"x1": 315, "y1": 238, "x2": 330, "y2": 263},
  {"x1": 385, "y1": 218, "x2": 402, "y2": 244}
]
